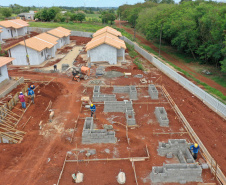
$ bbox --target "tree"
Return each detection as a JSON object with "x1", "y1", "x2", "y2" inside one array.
[
  {"x1": 70, "y1": 13, "x2": 78, "y2": 21},
  {"x1": 77, "y1": 13, "x2": 85, "y2": 23},
  {"x1": 1, "y1": 8, "x2": 12, "y2": 17}
]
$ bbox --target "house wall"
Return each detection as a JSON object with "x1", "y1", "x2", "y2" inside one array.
[
  {"x1": 117, "y1": 48, "x2": 125, "y2": 57},
  {"x1": 17, "y1": 27, "x2": 27, "y2": 36},
  {"x1": 89, "y1": 44, "x2": 117, "y2": 65},
  {"x1": 11, "y1": 28, "x2": 18, "y2": 38},
  {"x1": 10, "y1": 45, "x2": 46, "y2": 65},
  {"x1": 65, "y1": 36, "x2": 70, "y2": 44},
  {"x1": 0, "y1": 65, "x2": 9, "y2": 83},
  {"x1": 46, "y1": 46, "x2": 55, "y2": 58},
  {"x1": 0, "y1": 32, "x2": 2, "y2": 42},
  {"x1": 1, "y1": 27, "x2": 12, "y2": 39}
]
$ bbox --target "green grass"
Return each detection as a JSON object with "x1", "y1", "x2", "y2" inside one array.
[
  {"x1": 134, "y1": 58, "x2": 145, "y2": 71},
  {"x1": 121, "y1": 29, "x2": 226, "y2": 102},
  {"x1": 85, "y1": 14, "x2": 101, "y2": 22},
  {"x1": 29, "y1": 21, "x2": 105, "y2": 32}
]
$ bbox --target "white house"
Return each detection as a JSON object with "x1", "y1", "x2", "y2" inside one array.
[
  {"x1": 0, "y1": 57, "x2": 14, "y2": 83},
  {"x1": 0, "y1": 27, "x2": 2, "y2": 42},
  {"x1": 47, "y1": 27, "x2": 71, "y2": 48},
  {"x1": 86, "y1": 27, "x2": 126, "y2": 65},
  {"x1": 0, "y1": 19, "x2": 29, "y2": 39},
  {"x1": 6, "y1": 33, "x2": 59, "y2": 66},
  {"x1": 18, "y1": 11, "x2": 36, "y2": 20}
]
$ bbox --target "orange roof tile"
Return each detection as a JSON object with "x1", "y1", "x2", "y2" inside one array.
[
  {"x1": 0, "y1": 57, "x2": 15, "y2": 67},
  {"x1": 36, "y1": 33, "x2": 59, "y2": 45},
  {"x1": 86, "y1": 32, "x2": 126, "y2": 51},
  {"x1": 0, "y1": 19, "x2": 29, "y2": 29},
  {"x1": 6, "y1": 33, "x2": 58, "y2": 51},
  {"x1": 47, "y1": 27, "x2": 71, "y2": 38},
  {"x1": 93, "y1": 26, "x2": 122, "y2": 38}
]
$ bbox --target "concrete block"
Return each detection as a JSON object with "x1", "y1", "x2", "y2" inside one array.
[
  {"x1": 166, "y1": 152, "x2": 173, "y2": 158},
  {"x1": 148, "y1": 84, "x2": 158, "y2": 99},
  {"x1": 155, "y1": 107, "x2": 169, "y2": 127}
]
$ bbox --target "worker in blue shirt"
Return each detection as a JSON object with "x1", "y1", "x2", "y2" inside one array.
[
  {"x1": 90, "y1": 104, "x2": 96, "y2": 117},
  {"x1": 28, "y1": 88, "x2": 35, "y2": 104},
  {"x1": 30, "y1": 85, "x2": 35, "y2": 90},
  {"x1": 190, "y1": 143, "x2": 200, "y2": 160}
]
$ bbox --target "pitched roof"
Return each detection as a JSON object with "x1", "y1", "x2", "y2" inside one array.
[
  {"x1": 47, "y1": 27, "x2": 71, "y2": 38},
  {"x1": 0, "y1": 57, "x2": 15, "y2": 67},
  {"x1": 0, "y1": 19, "x2": 29, "y2": 29},
  {"x1": 86, "y1": 32, "x2": 126, "y2": 51},
  {"x1": 6, "y1": 33, "x2": 59, "y2": 52},
  {"x1": 36, "y1": 33, "x2": 59, "y2": 45},
  {"x1": 93, "y1": 26, "x2": 122, "y2": 38}
]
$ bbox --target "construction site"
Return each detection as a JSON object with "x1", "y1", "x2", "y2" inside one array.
[{"x1": 0, "y1": 26, "x2": 225, "y2": 185}]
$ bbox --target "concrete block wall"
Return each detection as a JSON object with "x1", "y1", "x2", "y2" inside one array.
[
  {"x1": 0, "y1": 77, "x2": 24, "y2": 98},
  {"x1": 126, "y1": 109, "x2": 136, "y2": 126},
  {"x1": 148, "y1": 84, "x2": 158, "y2": 99},
  {"x1": 113, "y1": 86, "x2": 138, "y2": 100},
  {"x1": 157, "y1": 139, "x2": 193, "y2": 159},
  {"x1": 113, "y1": 86, "x2": 130, "y2": 93},
  {"x1": 150, "y1": 163, "x2": 202, "y2": 183},
  {"x1": 151, "y1": 139, "x2": 202, "y2": 183},
  {"x1": 104, "y1": 101, "x2": 133, "y2": 113},
  {"x1": 93, "y1": 86, "x2": 100, "y2": 95},
  {"x1": 92, "y1": 86, "x2": 117, "y2": 102},
  {"x1": 93, "y1": 94, "x2": 116, "y2": 102},
  {"x1": 129, "y1": 86, "x2": 138, "y2": 100},
  {"x1": 82, "y1": 117, "x2": 117, "y2": 144},
  {"x1": 154, "y1": 107, "x2": 169, "y2": 127}
]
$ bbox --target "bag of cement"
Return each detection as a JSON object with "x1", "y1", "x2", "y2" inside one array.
[
  {"x1": 76, "y1": 172, "x2": 84, "y2": 183},
  {"x1": 117, "y1": 172, "x2": 126, "y2": 184}
]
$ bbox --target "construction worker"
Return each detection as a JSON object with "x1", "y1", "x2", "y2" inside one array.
[
  {"x1": 54, "y1": 64, "x2": 57, "y2": 71},
  {"x1": 28, "y1": 88, "x2": 35, "y2": 104},
  {"x1": 90, "y1": 104, "x2": 96, "y2": 117},
  {"x1": 190, "y1": 143, "x2": 200, "y2": 160},
  {"x1": 30, "y1": 85, "x2": 35, "y2": 90},
  {"x1": 19, "y1": 92, "x2": 26, "y2": 109}
]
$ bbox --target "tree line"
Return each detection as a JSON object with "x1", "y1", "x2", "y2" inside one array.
[{"x1": 118, "y1": 0, "x2": 226, "y2": 72}]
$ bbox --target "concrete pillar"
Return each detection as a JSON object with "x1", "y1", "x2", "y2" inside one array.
[
  {"x1": 123, "y1": 49, "x2": 125, "y2": 61},
  {"x1": 16, "y1": 29, "x2": 18, "y2": 38}
]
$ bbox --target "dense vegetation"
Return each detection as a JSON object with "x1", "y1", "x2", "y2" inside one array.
[
  {"x1": 118, "y1": 1, "x2": 226, "y2": 72},
  {"x1": 0, "y1": 4, "x2": 116, "y2": 25}
]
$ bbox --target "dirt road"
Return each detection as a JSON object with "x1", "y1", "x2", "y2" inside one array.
[{"x1": 115, "y1": 20, "x2": 226, "y2": 96}]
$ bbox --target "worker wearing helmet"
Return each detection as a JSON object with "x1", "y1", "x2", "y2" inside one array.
[
  {"x1": 30, "y1": 85, "x2": 35, "y2": 90},
  {"x1": 90, "y1": 104, "x2": 96, "y2": 117},
  {"x1": 18, "y1": 92, "x2": 26, "y2": 109},
  {"x1": 190, "y1": 143, "x2": 200, "y2": 160}
]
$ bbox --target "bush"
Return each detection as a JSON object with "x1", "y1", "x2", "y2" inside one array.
[{"x1": 134, "y1": 58, "x2": 144, "y2": 70}]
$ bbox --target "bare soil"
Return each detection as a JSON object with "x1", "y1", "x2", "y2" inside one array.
[
  {"x1": 0, "y1": 36, "x2": 225, "y2": 185},
  {"x1": 70, "y1": 36, "x2": 92, "y2": 45}
]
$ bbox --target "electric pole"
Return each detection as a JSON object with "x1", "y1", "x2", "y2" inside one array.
[{"x1": 159, "y1": 24, "x2": 163, "y2": 57}]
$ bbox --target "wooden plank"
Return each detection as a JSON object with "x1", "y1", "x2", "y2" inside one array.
[
  {"x1": 161, "y1": 85, "x2": 226, "y2": 185},
  {"x1": 56, "y1": 153, "x2": 68, "y2": 185},
  {"x1": 131, "y1": 161, "x2": 139, "y2": 185}
]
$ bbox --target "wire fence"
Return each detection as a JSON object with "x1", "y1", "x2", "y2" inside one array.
[{"x1": 122, "y1": 36, "x2": 226, "y2": 118}]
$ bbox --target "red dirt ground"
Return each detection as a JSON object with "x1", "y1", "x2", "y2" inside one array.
[
  {"x1": 70, "y1": 36, "x2": 92, "y2": 45},
  {"x1": 115, "y1": 20, "x2": 226, "y2": 96},
  {"x1": 0, "y1": 40, "x2": 225, "y2": 184}
]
